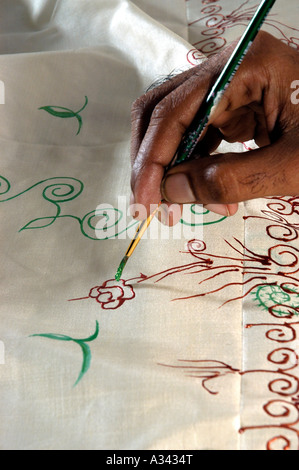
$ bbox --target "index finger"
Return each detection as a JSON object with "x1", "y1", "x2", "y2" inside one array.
[
  {"x1": 131, "y1": 66, "x2": 205, "y2": 166},
  {"x1": 130, "y1": 61, "x2": 222, "y2": 215}
]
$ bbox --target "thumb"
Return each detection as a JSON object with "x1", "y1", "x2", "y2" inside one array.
[{"x1": 161, "y1": 137, "x2": 299, "y2": 205}]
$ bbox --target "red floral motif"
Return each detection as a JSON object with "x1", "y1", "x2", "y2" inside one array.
[
  {"x1": 88, "y1": 279, "x2": 135, "y2": 310},
  {"x1": 69, "y1": 279, "x2": 135, "y2": 310}
]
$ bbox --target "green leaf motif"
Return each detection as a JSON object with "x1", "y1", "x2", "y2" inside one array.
[
  {"x1": 75, "y1": 341, "x2": 92, "y2": 386},
  {"x1": 39, "y1": 96, "x2": 88, "y2": 135},
  {"x1": 38, "y1": 107, "x2": 76, "y2": 118},
  {"x1": 30, "y1": 320, "x2": 100, "y2": 387},
  {"x1": 20, "y1": 216, "x2": 57, "y2": 231}
]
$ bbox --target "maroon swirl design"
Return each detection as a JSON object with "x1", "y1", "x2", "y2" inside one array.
[
  {"x1": 267, "y1": 435, "x2": 292, "y2": 451},
  {"x1": 264, "y1": 399, "x2": 299, "y2": 427},
  {"x1": 246, "y1": 322, "x2": 299, "y2": 343},
  {"x1": 252, "y1": 399, "x2": 299, "y2": 450},
  {"x1": 245, "y1": 197, "x2": 299, "y2": 242},
  {"x1": 268, "y1": 245, "x2": 299, "y2": 270},
  {"x1": 186, "y1": 48, "x2": 205, "y2": 66},
  {"x1": 268, "y1": 347, "x2": 298, "y2": 369},
  {"x1": 240, "y1": 398, "x2": 299, "y2": 449},
  {"x1": 190, "y1": 0, "x2": 299, "y2": 58},
  {"x1": 151, "y1": 230, "x2": 299, "y2": 448},
  {"x1": 190, "y1": 5, "x2": 227, "y2": 55}
]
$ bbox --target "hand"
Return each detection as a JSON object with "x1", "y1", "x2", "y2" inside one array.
[{"x1": 130, "y1": 31, "x2": 299, "y2": 221}]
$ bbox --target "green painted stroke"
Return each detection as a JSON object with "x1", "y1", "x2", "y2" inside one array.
[
  {"x1": 30, "y1": 320, "x2": 99, "y2": 386},
  {"x1": 252, "y1": 284, "x2": 299, "y2": 316},
  {"x1": 180, "y1": 204, "x2": 227, "y2": 226},
  {"x1": 0, "y1": 176, "x2": 136, "y2": 239},
  {"x1": 39, "y1": 95, "x2": 88, "y2": 135},
  {"x1": 0, "y1": 177, "x2": 226, "y2": 240}
]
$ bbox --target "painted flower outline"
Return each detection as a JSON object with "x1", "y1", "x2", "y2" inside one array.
[{"x1": 89, "y1": 279, "x2": 135, "y2": 310}]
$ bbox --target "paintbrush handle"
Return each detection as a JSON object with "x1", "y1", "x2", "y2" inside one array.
[
  {"x1": 126, "y1": 203, "x2": 161, "y2": 257},
  {"x1": 173, "y1": 0, "x2": 276, "y2": 166}
]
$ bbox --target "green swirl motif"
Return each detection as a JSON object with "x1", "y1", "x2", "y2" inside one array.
[
  {"x1": 39, "y1": 95, "x2": 88, "y2": 135},
  {"x1": 0, "y1": 176, "x2": 137, "y2": 240},
  {"x1": 180, "y1": 204, "x2": 227, "y2": 226},
  {"x1": 0, "y1": 176, "x2": 10, "y2": 195},
  {"x1": 252, "y1": 284, "x2": 299, "y2": 316},
  {"x1": 0, "y1": 175, "x2": 85, "y2": 230},
  {"x1": 0, "y1": 177, "x2": 227, "y2": 240},
  {"x1": 30, "y1": 321, "x2": 99, "y2": 386}
]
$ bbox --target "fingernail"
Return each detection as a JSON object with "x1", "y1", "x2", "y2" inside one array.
[
  {"x1": 204, "y1": 204, "x2": 231, "y2": 217},
  {"x1": 162, "y1": 173, "x2": 196, "y2": 203},
  {"x1": 156, "y1": 203, "x2": 182, "y2": 226},
  {"x1": 129, "y1": 192, "x2": 137, "y2": 218},
  {"x1": 156, "y1": 204, "x2": 169, "y2": 225}
]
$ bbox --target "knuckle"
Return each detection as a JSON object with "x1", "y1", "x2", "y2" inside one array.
[
  {"x1": 131, "y1": 87, "x2": 172, "y2": 124},
  {"x1": 151, "y1": 92, "x2": 189, "y2": 135},
  {"x1": 150, "y1": 99, "x2": 171, "y2": 126},
  {"x1": 131, "y1": 95, "x2": 148, "y2": 121},
  {"x1": 131, "y1": 88, "x2": 160, "y2": 120},
  {"x1": 256, "y1": 30, "x2": 272, "y2": 44},
  {"x1": 201, "y1": 162, "x2": 230, "y2": 203}
]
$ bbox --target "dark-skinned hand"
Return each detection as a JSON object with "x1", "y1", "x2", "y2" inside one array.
[{"x1": 130, "y1": 31, "x2": 299, "y2": 222}]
